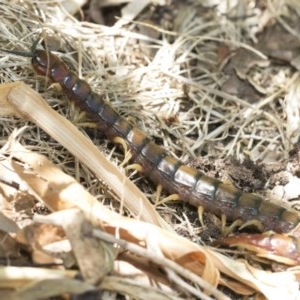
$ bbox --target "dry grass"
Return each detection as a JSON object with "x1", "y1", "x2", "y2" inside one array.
[
  {"x1": 1, "y1": 1, "x2": 297, "y2": 171},
  {"x1": 1, "y1": 0, "x2": 300, "y2": 299}
]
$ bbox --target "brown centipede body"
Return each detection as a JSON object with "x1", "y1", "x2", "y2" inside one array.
[
  {"x1": 2, "y1": 42, "x2": 300, "y2": 237},
  {"x1": 26, "y1": 48, "x2": 300, "y2": 235}
]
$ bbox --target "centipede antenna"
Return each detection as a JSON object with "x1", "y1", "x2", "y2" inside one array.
[
  {"x1": 0, "y1": 48, "x2": 33, "y2": 57},
  {"x1": 0, "y1": 35, "x2": 44, "y2": 58}
]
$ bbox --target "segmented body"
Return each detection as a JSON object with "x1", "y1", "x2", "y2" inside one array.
[{"x1": 31, "y1": 49, "x2": 300, "y2": 234}]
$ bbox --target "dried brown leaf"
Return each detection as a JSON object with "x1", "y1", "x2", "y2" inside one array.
[
  {"x1": 16, "y1": 223, "x2": 67, "y2": 265},
  {"x1": 13, "y1": 278, "x2": 95, "y2": 300},
  {"x1": 52, "y1": 209, "x2": 116, "y2": 284},
  {"x1": 257, "y1": 21, "x2": 300, "y2": 69},
  {"x1": 221, "y1": 48, "x2": 269, "y2": 102}
]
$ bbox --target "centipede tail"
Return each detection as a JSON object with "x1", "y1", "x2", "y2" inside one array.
[{"x1": 31, "y1": 49, "x2": 300, "y2": 234}]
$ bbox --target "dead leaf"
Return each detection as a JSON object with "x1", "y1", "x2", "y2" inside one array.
[
  {"x1": 16, "y1": 223, "x2": 68, "y2": 265},
  {"x1": 257, "y1": 20, "x2": 300, "y2": 69},
  {"x1": 43, "y1": 209, "x2": 116, "y2": 284},
  {"x1": 221, "y1": 48, "x2": 269, "y2": 102}
]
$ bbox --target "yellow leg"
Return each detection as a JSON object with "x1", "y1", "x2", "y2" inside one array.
[
  {"x1": 221, "y1": 215, "x2": 244, "y2": 236},
  {"x1": 154, "y1": 184, "x2": 163, "y2": 204},
  {"x1": 239, "y1": 219, "x2": 264, "y2": 231},
  {"x1": 112, "y1": 136, "x2": 132, "y2": 167},
  {"x1": 125, "y1": 163, "x2": 143, "y2": 172},
  {"x1": 155, "y1": 192, "x2": 180, "y2": 207},
  {"x1": 221, "y1": 216, "x2": 264, "y2": 235},
  {"x1": 197, "y1": 206, "x2": 205, "y2": 228}
]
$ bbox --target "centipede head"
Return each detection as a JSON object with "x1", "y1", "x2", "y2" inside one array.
[{"x1": 0, "y1": 37, "x2": 58, "y2": 77}]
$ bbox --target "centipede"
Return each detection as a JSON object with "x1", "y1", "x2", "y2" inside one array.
[
  {"x1": 3, "y1": 44, "x2": 300, "y2": 263},
  {"x1": 28, "y1": 48, "x2": 300, "y2": 233}
]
